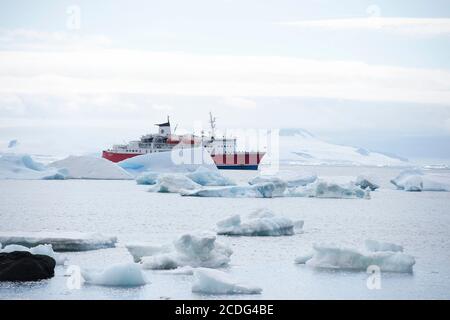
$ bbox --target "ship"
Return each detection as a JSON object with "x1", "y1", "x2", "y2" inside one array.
[{"x1": 102, "y1": 113, "x2": 265, "y2": 170}]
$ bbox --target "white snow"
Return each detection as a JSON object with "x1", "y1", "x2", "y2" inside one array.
[
  {"x1": 391, "y1": 169, "x2": 450, "y2": 192},
  {"x1": 136, "y1": 171, "x2": 160, "y2": 185},
  {"x1": 82, "y1": 263, "x2": 147, "y2": 287},
  {"x1": 118, "y1": 147, "x2": 216, "y2": 176},
  {"x1": 148, "y1": 173, "x2": 201, "y2": 193},
  {"x1": 365, "y1": 240, "x2": 403, "y2": 252},
  {"x1": 125, "y1": 243, "x2": 172, "y2": 262},
  {"x1": 302, "y1": 244, "x2": 415, "y2": 273},
  {"x1": 287, "y1": 180, "x2": 369, "y2": 199},
  {"x1": 192, "y1": 268, "x2": 262, "y2": 295},
  {"x1": 0, "y1": 232, "x2": 117, "y2": 252},
  {"x1": 0, "y1": 154, "x2": 66, "y2": 180},
  {"x1": 186, "y1": 166, "x2": 236, "y2": 186},
  {"x1": 216, "y1": 209, "x2": 297, "y2": 236},
  {"x1": 0, "y1": 244, "x2": 67, "y2": 265},
  {"x1": 49, "y1": 156, "x2": 132, "y2": 180},
  {"x1": 250, "y1": 170, "x2": 317, "y2": 188},
  {"x1": 141, "y1": 232, "x2": 232, "y2": 270}
]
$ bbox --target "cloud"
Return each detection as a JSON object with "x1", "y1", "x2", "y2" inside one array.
[{"x1": 278, "y1": 17, "x2": 450, "y2": 36}]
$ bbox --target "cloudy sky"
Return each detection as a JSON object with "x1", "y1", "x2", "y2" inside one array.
[{"x1": 0, "y1": 0, "x2": 450, "y2": 159}]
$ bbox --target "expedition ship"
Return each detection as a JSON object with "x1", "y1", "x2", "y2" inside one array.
[{"x1": 102, "y1": 114, "x2": 265, "y2": 170}]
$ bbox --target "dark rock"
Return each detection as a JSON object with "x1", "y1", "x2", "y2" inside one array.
[{"x1": 0, "y1": 251, "x2": 55, "y2": 281}]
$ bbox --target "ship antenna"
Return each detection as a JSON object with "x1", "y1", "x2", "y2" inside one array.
[{"x1": 209, "y1": 112, "x2": 216, "y2": 138}]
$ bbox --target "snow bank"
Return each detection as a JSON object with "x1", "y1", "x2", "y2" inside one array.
[
  {"x1": 301, "y1": 244, "x2": 415, "y2": 273},
  {"x1": 49, "y1": 156, "x2": 132, "y2": 180},
  {"x1": 148, "y1": 173, "x2": 201, "y2": 193},
  {"x1": 355, "y1": 175, "x2": 380, "y2": 191},
  {"x1": 0, "y1": 154, "x2": 65, "y2": 180},
  {"x1": 0, "y1": 232, "x2": 117, "y2": 252},
  {"x1": 287, "y1": 180, "x2": 369, "y2": 199},
  {"x1": 82, "y1": 263, "x2": 147, "y2": 287},
  {"x1": 192, "y1": 268, "x2": 262, "y2": 295},
  {"x1": 141, "y1": 233, "x2": 232, "y2": 270},
  {"x1": 118, "y1": 147, "x2": 216, "y2": 176},
  {"x1": 391, "y1": 169, "x2": 450, "y2": 192},
  {"x1": 125, "y1": 243, "x2": 172, "y2": 262},
  {"x1": 0, "y1": 244, "x2": 67, "y2": 265},
  {"x1": 182, "y1": 181, "x2": 285, "y2": 198},
  {"x1": 250, "y1": 170, "x2": 317, "y2": 188},
  {"x1": 365, "y1": 240, "x2": 403, "y2": 252},
  {"x1": 186, "y1": 167, "x2": 236, "y2": 186},
  {"x1": 136, "y1": 172, "x2": 160, "y2": 185},
  {"x1": 216, "y1": 209, "x2": 297, "y2": 236}
]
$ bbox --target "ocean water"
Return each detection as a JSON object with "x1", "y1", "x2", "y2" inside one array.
[{"x1": 1, "y1": 165, "x2": 450, "y2": 299}]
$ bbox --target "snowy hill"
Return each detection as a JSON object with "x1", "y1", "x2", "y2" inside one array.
[{"x1": 274, "y1": 129, "x2": 409, "y2": 167}]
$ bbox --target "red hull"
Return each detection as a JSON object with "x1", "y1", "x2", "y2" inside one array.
[{"x1": 102, "y1": 150, "x2": 265, "y2": 169}]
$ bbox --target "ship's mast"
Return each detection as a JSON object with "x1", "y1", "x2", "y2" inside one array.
[{"x1": 209, "y1": 112, "x2": 216, "y2": 139}]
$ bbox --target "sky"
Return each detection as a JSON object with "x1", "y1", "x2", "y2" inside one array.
[{"x1": 0, "y1": 0, "x2": 450, "y2": 159}]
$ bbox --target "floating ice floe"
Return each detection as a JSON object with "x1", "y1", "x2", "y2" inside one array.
[
  {"x1": 118, "y1": 147, "x2": 216, "y2": 176},
  {"x1": 216, "y1": 209, "x2": 298, "y2": 236},
  {"x1": 365, "y1": 239, "x2": 403, "y2": 252},
  {"x1": 249, "y1": 170, "x2": 317, "y2": 188},
  {"x1": 287, "y1": 180, "x2": 369, "y2": 199},
  {"x1": 390, "y1": 169, "x2": 450, "y2": 192},
  {"x1": 0, "y1": 244, "x2": 67, "y2": 265},
  {"x1": 192, "y1": 268, "x2": 262, "y2": 295},
  {"x1": 0, "y1": 154, "x2": 66, "y2": 180},
  {"x1": 148, "y1": 173, "x2": 201, "y2": 193},
  {"x1": 355, "y1": 175, "x2": 380, "y2": 191},
  {"x1": 182, "y1": 181, "x2": 285, "y2": 198},
  {"x1": 141, "y1": 233, "x2": 232, "y2": 270},
  {"x1": 82, "y1": 263, "x2": 147, "y2": 287},
  {"x1": 49, "y1": 156, "x2": 132, "y2": 180},
  {"x1": 125, "y1": 243, "x2": 172, "y2": 263},
  {"x1": 136, "y1": 172, "x2": 160, "y2": 185},
  {"x1": 0, "y1": 232, "x2": 117, "y2": 252},
  {"x1": 186, "y1": 166, "x2": 236, "y2": 186},
  {"x1": 296, "y1": 244, "x2": 415, "y2": 273}
]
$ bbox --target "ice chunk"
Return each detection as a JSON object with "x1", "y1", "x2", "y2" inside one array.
[
  {"x1": 0, "y1": 232, "x2": 117, "y2": 252},
  {"x1": 136, "y1": 172, "x2": 160, "y2": 185},
  {"x1": 186, "y1": 167, "x2": 236, "y2": 186},
  {"x1": 0, "y1": 154, "x2": 64, "y2": 180},
  {"x1": 216, "y1": 209, "x2": 296, "y2": 236},
  {"x1": 287, "y1": 180, "x2": 368, "y2": 199},
  {"x1": 8, "y1": 139, "x2": 18, "y2": 148},
  {"x1": 182, "y1": 182, "x2": 285, "y2": 198},
  {"x1": 82, "y1": 263, "x2": 147, "y2": 287},
  {"x1": 125, "y1": 243, "x2": 172, "y2": 263},
  {"x1": 250, "y1": 170, "x2": 317, "y2": 188},
  {"x1": 305, "y1": 244, "x2": 415, "y2": 273},
  {"x1": 49, "y1": 156, "x2": 132, "y2": 180},
  {"x1": 365, "y1": 240, "x2": 403, "y2": 252},
  {"x1": 0, "y1": 244, "x2": 67, "y2": 265},
  {"x1": 148, "y1": 173, "x2": 201, "y2": 193},
  {"x1": 118, "y1": 147, "x2": 216, "y2": 176},
  {"x1": 356, "y1": 175, "x2": 380, "y2": 191},
  {"x1": 294, "y1": 253, "x2": 314, "y2": 264},
  {"x1": 192, "y1": 268, "x2": 262, "y2": 295},
  {"x1": 391, "y1": 169, "x2": 450, "y2": 192},
  {"x1": 141, "y1": 232, "x2": 232, "y2": 270}
]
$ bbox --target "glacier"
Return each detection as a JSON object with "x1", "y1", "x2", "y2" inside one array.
[
  {"x1": 82, "y1": 263, "x2": 148, "y2": 287},
  {"x1": 192, "y1": 268, "x2": 262, "y2": 295},
  {"x1": 140, "y1": 232, "x2": 232, "y2": 270},
  {"x1": 216, "y1": 209, "x2": 297, "y2": 236},
  {"x1": 0, "y1": 232, "x2": 117, "y2": 252},
  {"x1": 391, "y1": 169, "x2": 450, "y2": 192}
]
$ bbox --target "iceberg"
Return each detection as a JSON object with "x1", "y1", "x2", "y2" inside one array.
[
  {"x1": 391, "y1": 169, "x2": 450, "y2": 192},
  {"x1": 82, "y1": 263, "x2": 147, "y2": 287},
  {"x1": 125, "y1": 243, "x2": 172, "y2": 263},
  {"x1": 249, "y1": 170, "x2": 317, "y2": 188},
  {"x1": 365, "y1": 240, "x2": 403, "y2": 252},
  {"x1": 192, "y1": 268, "x2": 262, "y2": 295},
  {"x1": 0, "y1": 154, "x2": 65, "y2": 180},
  {"x1": 118, "y1": 147, "x2": 216, "y2": 176},
  {"x1": 303, "y1": 244, "x2": 415, "y2": 273},
  {"x1": 0, "y1": 244, "x2": 67, "y2": 265},
  {"x1": 136, "y1": 172, "x2": 160, "y2": 185},
  {"x1": 49, "y1": 156, "x2": 132, "y2": 180},
  {"x1": 216, "y1": 209, "x2": 297, "y2": 236},
  {"x1": 0, "y1": 232, "x2": 117, "y2": 252},
  {"x1": 355, "y1": 175, "x2": 380, "y2": 191},
  {"x1": 141, "y1": 232, "x2": 232, "y2": 270},
  {"x1": 186, "y1": 167, "x2": 236, "y2": 186},
  {"x1": 148, "y1": 173, "x2": 201, "y2": 193},
  {"x1": 287, "y1": 180, "x2": 368, "y2": 199},
  {"x1": 182, "y1": 182, "x2": 285, "y2": 198}
]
